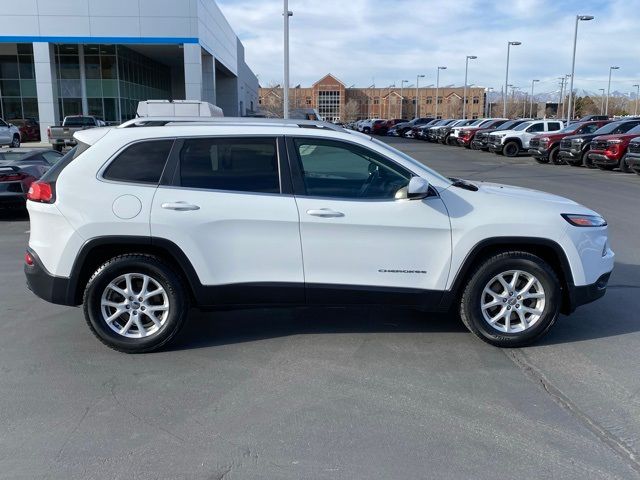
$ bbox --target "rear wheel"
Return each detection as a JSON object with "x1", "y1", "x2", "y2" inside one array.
[
  {"x1": 459, "y1": 252, "x2": 561, "y2": 347},
  {"x1": 83, "y1": 254, "x2": 189, "y2": 353},
  {"x1": 503, "y1": 141, "x2": 520, "y2": 157}
]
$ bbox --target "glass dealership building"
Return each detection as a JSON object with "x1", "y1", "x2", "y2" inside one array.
[{"x1": 0, "y1": 0, "x2": 258, "y2": 132}]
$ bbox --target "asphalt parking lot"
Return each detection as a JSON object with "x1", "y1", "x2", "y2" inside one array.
[{"x1": 1, "y1": 139, "x2": 640, "y2": 480}]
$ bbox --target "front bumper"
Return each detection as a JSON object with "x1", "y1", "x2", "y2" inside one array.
[
  {"x1": 626, "y1": 154, "x2": 640, "y2": 172},
  {"x1": 558, "y1": 149, "x2": 582, "y2": 161},
  {"x1": 528, "y1": 147, "x2": 550, "y2": 159},
  {"x1": 488, "y1": 142, "x2": 504, "y2": 153},
  {"x1": 471, "y1": 139, "x2": 488, "y2": 149},
  {"x1": 590, "y1": 152, "x2": 620, "y2": 166},
  {"x1": 24, "y1": 247, "x2": 76, "y2": 306},
  {"x1": 567, "y1": 272, "x2": 611, "y2": 313}
]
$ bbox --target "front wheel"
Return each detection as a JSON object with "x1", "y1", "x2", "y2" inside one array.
[
  {"x1": 503, "y1": 141, "x2": 520, "y2": 157},
  {"x1": 619, "y1": 156, "x2": 631, "y2": 173},
  {"x1": 10, "y1": 134, "x2": 20, "y2": 148},
  {"x1": 83, "y1": 254, "x2": 189, "y2": 353},
  {"x1": 459, "y1": 252, "x2": 561, "y2": 347},
  {"x1": 550, "y1": 146, "x2": 564, "y2": 165}
]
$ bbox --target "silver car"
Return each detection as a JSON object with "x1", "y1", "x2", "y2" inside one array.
[{"x1": 0, "y1": 119, "x2": 21, "y2": 148}]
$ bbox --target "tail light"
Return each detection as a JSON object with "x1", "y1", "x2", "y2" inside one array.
[
  {"x1": 0, "y1": 171, "x2": 28, "y2": 182},
  {"x1": 27, "y1": 181, "x2": 54, "y2": 203},
  {"x1": 24, "y1": 251, "x2": 34, "y2": 266}
]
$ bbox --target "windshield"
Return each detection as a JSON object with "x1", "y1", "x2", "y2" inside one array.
[
  {"x1": 627, "y1": 124, "x2": 640, "y2": 134},
  {"x1": 64, "y1": 116, "x2": 96, "y2": 127},
  {"x1": 513, "y1": 122, "x2": 533, "y2": 131},
  {"x1": 557, "y1": 123, "x2": 584, "y2": 134},
  {"x1": 594, "y1": 121, "x2": 640, "y2": 135},
  {"x1": 370, "y1": 137, "x2": 452, "y2": 186}
]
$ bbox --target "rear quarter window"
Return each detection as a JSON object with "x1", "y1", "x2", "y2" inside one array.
[{"x1": 103, "y1": 140, "x2": 174, "y2": 184}]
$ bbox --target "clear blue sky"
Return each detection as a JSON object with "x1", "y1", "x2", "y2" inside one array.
[{"x1": 218, "y1": 0, "x2": 640, "y2": 95}]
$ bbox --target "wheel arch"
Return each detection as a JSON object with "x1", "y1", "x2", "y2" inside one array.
[
  {"x1": 69, "y1": 236, "x2": 203, "y2": 305},
  {"x1": 442, "y1": 237, "x2": 576, "y2": 315}
]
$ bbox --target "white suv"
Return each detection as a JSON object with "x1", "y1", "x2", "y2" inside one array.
[
  {"x1": 24, "y1": 118, "x2": 614, "y2": 353},
  {"x1": 488, "y1": 120, "x2": 564, "y2": 157}
]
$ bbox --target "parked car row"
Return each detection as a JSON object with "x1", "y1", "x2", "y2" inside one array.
[{"x1": 357, "y1": 112, "x2": 640, "y2": 176}]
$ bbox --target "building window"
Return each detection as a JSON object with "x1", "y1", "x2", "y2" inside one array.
[
  {"x1": 317, "y1": 90, "x2": 341, "y2": 122},
  {"x1": 373, "y1": 97, "x2": 379, "y2": 105},
  {"x1": 0, "y1": 43, "x2": 38, "y2": 122},
  {"x1": 305, "y1": 96, "x2": 312, "y2": 105},
  {"x1": 473, "y1": 96, "x2": 479, "y2": 104},
  {"x1": 426, "y1": 96, "x2": 433, "y2": 104},
  {"x1": 437, "y1": 97, "x2": 443, "y2": 104}
]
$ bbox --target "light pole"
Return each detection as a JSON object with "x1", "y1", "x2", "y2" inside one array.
[
  {"x1": 634, "y1": 84, "x2": 640, "y2": 116},
  {"x1": 400, "y1": 79, "x2": 409, "y2": 118},
  {"x1": 386, "y1": 84, "x2": 395, "y2": 118},
  {"x1": 462, "y1": 56, "x2": 477, "y2": 119},
  {"x1": 503, "y1": 41, "x2": 521, "y2": 117},
  {"x1": 282, "y1": 0, "x2": 293, "y2": 119},
  {"x1": 529, "y1": 79, "x2": 539, "y2": 118},
  {"x1": 415, "y1": 74, "x2": 425, "y2": 118},
  {"x1": 434, "y1": 66, "x2": 446, "y2": 119},
  {"x1": 485, "y1": 87, "x2": 493, "y2": 117},
  {"x1": 598, "y1": 88, "x2": 605, "y2": 115},
  {"x1": 566, "y1": 15, "x2": 594, "y2": 124},
  {"x1": 606, "y1": 66, "x2": 620, "y2": 116}
]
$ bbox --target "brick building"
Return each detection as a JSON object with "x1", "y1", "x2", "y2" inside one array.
[{"x1": 259, "y1": 73, "x2": 486, "y2": 122}]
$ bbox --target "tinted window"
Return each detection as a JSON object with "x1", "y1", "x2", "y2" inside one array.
[
  {"x1": 577, "y1": 124, "x2": 600, "y2": 134},
  {"x1": 514, "y1": 122, "x2": 532, "y2": 131},
  {"x1": 179, "y1": 137, "x2": 279, "y2": 193},
  {"x1": 103, "y1": 140, "x2": 173, "y2": 184},
  {"x1": 595, "y1": 121, "x2": 640, "y2": 135},
  {"x1": 293, "y1": 138, "x2": 410, "y2": 199},
  {"x1": 42, "y1": 151, "x2": 63, "y2": 164},
  {"x1": 547, "y1": 122, "x2": 562, "y2": 131},
  {"x1": 526, "y1": 123, "x2": 545, "y2": 133},
  {"x1": 64, "y1": 116, "x2": 98, "y2": 127}
]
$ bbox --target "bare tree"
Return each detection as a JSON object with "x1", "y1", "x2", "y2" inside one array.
[{"x1": 343, "y1": 99, "x2": 360, "y2": 122}]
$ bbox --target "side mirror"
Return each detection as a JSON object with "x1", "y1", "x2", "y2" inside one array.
[{"x1": 407, "y1": 176, "x2": 430, "y2": 200}]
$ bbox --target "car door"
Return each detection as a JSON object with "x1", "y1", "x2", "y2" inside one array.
[
  {"x1": 0, "y1": 120, "x2": 11, "y2": 145},
  {"x1": 151, "y1": 135, "x2": 304, "y2": 305},
  {"x1": 523, "y1": 122, "x2": 545, "y2": 147},
  {"x1": 287, "y1": 136, "x2": 451, "y2": 305}
]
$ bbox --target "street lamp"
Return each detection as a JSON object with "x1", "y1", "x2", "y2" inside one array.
[
  {"x1": 529, "y1": 79, "x2": 539, "y2": 118},
  {"x1": 400, "y1": 79, "x2": 409, "y2": 118},
  {"x1": 462, "y1": 56, "x2": 477, "y2": 119},
  {"x1": 634, "y1": 84, "x2": 640, "y2": 116},
  {"x1": 566, "y1": 15, "x2": 594, "y2": 124},
  {"x1": 282, "y1": 1, "x2": 293, "y2": 118},
  {"x1": 606, "y1": 66, "x2": 620, "y2": 116},
  {"x1": 485, "y1": 87, "x2": 493, "y2": 117},
  {"x1": 435, "y1": 66, "x2": 446, "y2": 119},
  {"x1": 503, "y1": 41, "x2": 521, "y2": 117},
  {"x1": 387, "y1": 83, "x2": 395, "y2": 118},
  {"x1": 598, "y1": 88, "x2": 605, "y2": 115},
  {"x1": 415, "y1": 74, "x2": 425, "y2": 118}
]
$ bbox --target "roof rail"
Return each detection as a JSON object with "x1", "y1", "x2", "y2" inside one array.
[{"x1": 118, "y1": 116, "x2": 346, "y2": 133}]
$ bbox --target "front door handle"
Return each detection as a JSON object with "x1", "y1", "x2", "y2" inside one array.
[
  {"x1": 306, "y1": 208, "x2": 344, "y2": 218},
  {"x1": 161, "y1": 201, "x2": 200, "y2": 211}
]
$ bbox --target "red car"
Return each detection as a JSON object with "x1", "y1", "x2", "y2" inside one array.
[
  {"x1": 371, "y1": 119, "x2": 390, "y2": 135},
  {"x1": 10, "y1": 118, "x2": 40, "y2": 142},
  {"x1": 588, "y1": 123, "x2": 640, "y2": 171},
  {"x1": 528, "y1": 120, "x2": 609, "y2": 164},
  {"x1": 457, "y1": 119, "x2": 509, "y2": 148}
]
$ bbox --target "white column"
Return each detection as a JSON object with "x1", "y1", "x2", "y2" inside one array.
[
  {"x1": 183, "y1": 43, "x2": 202, "y2": 100},
  {"x1": 78, "y1": 45, "x2": 88, "y2": 115},
  {"x1": 201, "y1": 52, "x2": 216, "y2": 105},
  {"x1": 33, "y1": 42, "x2": 59, "y2": 133}
]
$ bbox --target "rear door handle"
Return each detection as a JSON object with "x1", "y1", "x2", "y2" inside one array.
[
  {"x1": 306, "y1": 208, "x2": 344, "y2": 218},
  {"x1": 161, "y1": 201, "x2": 200, "y2": 211}
]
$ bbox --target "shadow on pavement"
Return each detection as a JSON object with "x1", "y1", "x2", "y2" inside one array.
[{"x1": 0, "y1": 208, "x2": 28, "y2": 221}]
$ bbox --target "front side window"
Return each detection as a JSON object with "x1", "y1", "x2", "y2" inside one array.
[
  {"x1": 103, "y1": 140, "x2": 174, "y2": 184},
  {"x1": 578, "y1": 124, "x2": 600, "y2": 134},
  {"x1": 178, "y1": 137, "x2": 279, "y2": 194},
  {"x1": 526, "y1": 123, "x2": 545, "y2": 133},
  {"x1": 293, "y1": 138, "x2": 410, "y2": 199}
]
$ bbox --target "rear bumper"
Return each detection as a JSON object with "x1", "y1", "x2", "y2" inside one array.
[
  {"x1": 24, "y1": 247, "x2": 76, "y2": 306},
  {"x1": 567, "y1": 272, "x2": 611, "y2": 313}
]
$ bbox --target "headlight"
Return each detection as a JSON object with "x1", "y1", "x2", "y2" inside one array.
[
  {"x1": 608, "y1": 139, "x2": 623, "y2": 145},
  {"x1": 562, "y1": 214, "x2": 607, "y2": 227},
  {"x1": 574, "y1": 138, "x2": 584, "y2": 143}
]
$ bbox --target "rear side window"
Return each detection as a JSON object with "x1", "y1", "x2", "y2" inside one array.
[
  {"x1": 103, "y1": 140, "x2": 174, "y2": 184},
  {"x1": 178, "y1": 137, "x2": 279, "y2": 194},
  {"x1": 547, "y1": 122, "x2": 561, "y2": 131}
]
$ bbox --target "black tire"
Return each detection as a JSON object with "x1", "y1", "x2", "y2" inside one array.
[
  {"x1": 597, "y1": 164, "x2": 615, "y2": 171},
  {"x1": 619, "y1": 155, "x2": 631, "y2": 173},
  {"x1": 503, "y1": 141, "x2": 520, "y2": 157},
  {"x1": 534, "y1": 156, "x2": 550, "y2": 164},
  {"x1": 459, "y1": 251, "x2": 561, "y2": 348},
  {"x1": 550, "y1": 146, "x2": 564, "y2": 165},
  {"x1": 362, "y1": 127, "x2": 371, "y2": 134},
  {"x1": 83, "y1": 254, "x2": 189, "y2": 353},
  {"x1": 10, "y1": 134, "x2": 20, "y2": 148},
  {"x1": 583, "y1": 151, "x2": 597, "y2": 169}
]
